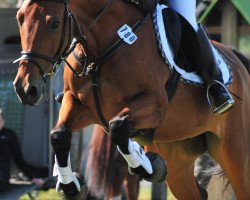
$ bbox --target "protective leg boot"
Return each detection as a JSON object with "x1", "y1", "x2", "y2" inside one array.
[
  {"x1": 196, "y1": 25, "x2": 234, "y2": 114},
  {"x1": 117, "y1": 140, "x2": 167, "y2": 182}
]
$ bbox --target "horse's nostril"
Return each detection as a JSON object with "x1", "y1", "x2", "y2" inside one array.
[{"x1": 27, "y1": 86, "x2": 38, "y2": 98}]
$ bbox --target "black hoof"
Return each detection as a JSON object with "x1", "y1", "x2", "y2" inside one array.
[
  {"x1": 129, "y1": 152, "x2": 167, "y2": 182},
  {"x1": 60, "y1": 173, "x2": 88, "y2": 200}
]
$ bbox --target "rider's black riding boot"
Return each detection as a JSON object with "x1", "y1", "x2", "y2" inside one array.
[{"x1": 196, "y1": 25, "x2": 234, "y2": 114}]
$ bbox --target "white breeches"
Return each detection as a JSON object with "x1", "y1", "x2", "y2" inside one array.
[{"x1": 171, "y1": 0, "x2": 198, "y2": 31}]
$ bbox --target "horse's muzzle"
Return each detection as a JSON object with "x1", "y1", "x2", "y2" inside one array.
[{"x1": 13, "y1": 80, "x2": 42, "y2": 106}]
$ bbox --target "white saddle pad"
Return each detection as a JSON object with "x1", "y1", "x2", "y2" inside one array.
[{"x1": 152, "y1": 4, "x2": 233, "y2": 87}]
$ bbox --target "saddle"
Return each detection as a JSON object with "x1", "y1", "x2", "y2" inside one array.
[{"x1": 133, "y1": 3, "x2": 235, "y2": 145}]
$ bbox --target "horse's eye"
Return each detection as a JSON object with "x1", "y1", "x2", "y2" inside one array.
[{"x1": 51, "y1": 21, "x2": 60, "y2": 29}]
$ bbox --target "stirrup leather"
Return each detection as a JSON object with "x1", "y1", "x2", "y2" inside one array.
[{"x1": 207, "y1": 80, "x2": 234, "y2": 114}]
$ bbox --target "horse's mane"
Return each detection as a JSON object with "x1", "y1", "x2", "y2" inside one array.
[
  {"x1": 85, "y1": 126, "x2": 127, "y2": 199},
  {"x1": 231, "y1": 48, "x2": 250, "y2": 74}
]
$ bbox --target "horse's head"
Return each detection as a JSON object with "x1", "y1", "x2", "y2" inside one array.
[{"x1": 13, "y1": 0, "x2": 71, "y2": 105}]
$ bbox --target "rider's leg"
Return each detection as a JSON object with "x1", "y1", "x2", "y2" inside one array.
[
  {"x1": 170, "y1": 0, "x2": 234, "y2": 114},
  {"x1": 170, "y1": 0, "x2": 198, "y2": 31}
]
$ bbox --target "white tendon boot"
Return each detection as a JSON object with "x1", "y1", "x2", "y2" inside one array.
[
  {"x1": 53, "y1": 154, "x2": 81, "y2": 192},
  {"x1": 117, "y1": 139, "x2": 153, "y2": 175}
]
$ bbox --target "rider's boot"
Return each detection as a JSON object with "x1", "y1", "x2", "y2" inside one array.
[{"x1": 196, "y1": 25, "x2": 234, "y2": 114}]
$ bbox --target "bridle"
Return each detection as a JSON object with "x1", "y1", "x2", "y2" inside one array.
[
  {"x1": 14, "y1": 0, "x2": 117, "y2": 82},
  {"x1": 14, "y1": 0, "x2": 153, "y2": 131},
  {"x1": 14, "y1": 0, "x2": 86, "y2": 82}
]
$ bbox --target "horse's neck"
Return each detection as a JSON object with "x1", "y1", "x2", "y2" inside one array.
[
  {"x1": 71, "y1": 0, "x2": 109, "y2": 14},
  {"x1": 70, "y1": 0, "x2": 142, "y2": 54}
]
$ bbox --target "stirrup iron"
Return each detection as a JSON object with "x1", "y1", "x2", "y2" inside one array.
[{"x1": 207, "y1": 80, "x2": 234, "y2": 114}]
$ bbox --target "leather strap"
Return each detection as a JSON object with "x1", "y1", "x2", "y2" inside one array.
[
  {"x1": 90, "y1": 68, "x2": 110, "y2": 131},
  {"x1": 165, "y1": 68, "x2": 180, "y2": 102}
]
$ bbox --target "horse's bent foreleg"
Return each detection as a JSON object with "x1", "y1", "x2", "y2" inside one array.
[
  {"x1": 50, "y1": 91, "x2": 88, "y2": 199},
  {"x1": 109, "y1": 115, "x2": 154, "y2": 176},
  {"x1": 109, "y1": 93, "x2": 167, "y2": 182}
]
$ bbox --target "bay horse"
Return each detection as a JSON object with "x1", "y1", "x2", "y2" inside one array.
[
  {"x1": 13, "y1": 0, "x2": 250, "y2": 199},
  {"x1": 86, "y1": 125, "x2": 140, "y2": 200}
]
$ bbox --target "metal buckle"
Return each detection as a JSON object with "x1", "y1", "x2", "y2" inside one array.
[{"x1": 85, "y1": 62, "x2": 98, "y2": 75}]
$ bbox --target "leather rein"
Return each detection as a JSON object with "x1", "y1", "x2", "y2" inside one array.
[{"x1": 14, "y1": 0, "x2": 152, "y2": 131}]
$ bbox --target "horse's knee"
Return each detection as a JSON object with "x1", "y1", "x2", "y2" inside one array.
[
  {"x1": 109, "y1": 115, "x2": 156, "y2": 152},
  {"x1": 109, "y1": 115, "x2": 131, "y2": 153},
  {"x1": 109, "y1": 115, "x2": 131, "y2": 142},
  {"x1": 50, "y1": 126, "x2": 72, "y2": 167}
]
